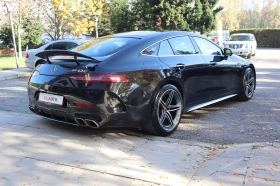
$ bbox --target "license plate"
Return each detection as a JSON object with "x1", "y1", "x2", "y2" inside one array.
[{"x1": 39, "y1": 93, "x2": 63, "y2": 105}]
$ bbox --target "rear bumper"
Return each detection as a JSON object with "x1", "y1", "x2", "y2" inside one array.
[
  {"x1": 27, "y1": 75, "x2": 151, "y2": 129},
  {"x1": 25, "y1": 59, "x2": 35, "y2": 69}
]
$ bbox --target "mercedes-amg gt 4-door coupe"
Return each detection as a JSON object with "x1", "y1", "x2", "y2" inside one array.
[{"x1": 28, "y1": 31, "x2": 256, "y2": 136}]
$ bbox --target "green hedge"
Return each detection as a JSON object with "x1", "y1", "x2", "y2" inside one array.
[{"x1": 230, "y1": 29, "x2": 280, "y2": 48}]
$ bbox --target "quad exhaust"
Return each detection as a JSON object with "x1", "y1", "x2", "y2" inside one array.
[
  {"x1": 29, "y1": 106, "x2": 35, "y2": 113},
  {"x1": 74, "y1": 118, "x2": 99, "y2": 128}
]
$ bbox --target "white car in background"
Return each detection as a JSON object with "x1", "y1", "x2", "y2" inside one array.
[
  {"x1": 223, "y1": 33, "x2": 257, "y2": 59},
  {"x1": 25, "y1": 40, "x2": 86, "y2": 69}
]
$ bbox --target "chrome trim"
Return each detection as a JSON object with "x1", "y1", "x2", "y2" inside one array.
[
  {"x1": 140, "y1": 34, "x2": 202, "y2": 57},
  {"x1": 84, "y1": 119, "x2": 99, "y2": 128},
  {"x1": 29, "y1": 106, "x2": 35, "y2": 113},
  {"x1": 75, "y1": 118, "x2": 87, "y2": 126},
  {"x1": 187, "y1": 94, "x2": 237, "y2": 112}
]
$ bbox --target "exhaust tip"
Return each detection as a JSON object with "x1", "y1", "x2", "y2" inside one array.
[
  {"x1": 85, "y1": 119, "x2": 99, "y2": 128},
  {"x1": 29, "y1": 106, "x2": 35, "y2": 113},
  {"x1": 74, "y1": 118, "x2": 87, "y2": 126}
]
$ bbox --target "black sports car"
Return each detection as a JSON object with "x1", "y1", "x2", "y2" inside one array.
[{"x1": 28, "y1": 31, "x2": 256, "y2": 136}]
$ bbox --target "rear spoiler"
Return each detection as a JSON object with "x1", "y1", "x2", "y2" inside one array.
[{"x1": 35, "y1": 50, "x2": 97, "y2": 66}]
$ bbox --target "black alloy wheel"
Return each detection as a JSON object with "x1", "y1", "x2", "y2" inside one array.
[
  {"x1": 237, "y1": 68, "x2": 255, "y2": 101},
  {"x1": 144, "y1": 84, "x2": 183, "y2": 136}
]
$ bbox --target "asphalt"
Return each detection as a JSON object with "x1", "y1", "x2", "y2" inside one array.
[{"x1": 0, "y1": 68, "x2": 279, "y2": 186}]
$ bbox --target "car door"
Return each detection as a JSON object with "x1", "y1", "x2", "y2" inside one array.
[
  {"x1": 192, "y1": 36, "x2": 237, "y2": 97},
  {"x1": 157, "y1": 36, "x2": 211, "y2": 106}
]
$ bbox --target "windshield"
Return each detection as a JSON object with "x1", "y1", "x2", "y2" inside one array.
[
  {"x1": 230, "y1": 35, "x2": 250, "y2": 41},
  {"x1": 72, "y1": 37, "x2": 140, "y2": 57}
]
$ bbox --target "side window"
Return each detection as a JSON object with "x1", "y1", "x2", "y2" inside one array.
[
  {"x1": 68, "y1": 42, "x2": 78, "y2": 50},
  {"x1": 193, "y1": 37, "x2": 222, "y2": 55},
  {"x1": 45, "y1": 44, "x2": 52, "y2": 50},
  {"x1": 158, "y1": 40, "x2": 174, "y2": 56},
  {"x1": 168, "y1": 36, "x2": 196, "y2": 55},
  {"x1": 142, "y1": 43, "x2": 159, "y2": 56},
  {"x1": 52, "y1": 42, "x2": 67, "y2": 50}
]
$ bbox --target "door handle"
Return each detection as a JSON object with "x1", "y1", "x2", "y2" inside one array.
[{"x1": 176, "y1": 64, "x2": 185, "y2": 69}]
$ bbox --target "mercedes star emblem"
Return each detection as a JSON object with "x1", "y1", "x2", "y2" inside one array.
[{"x1": 51, "y1": 66, "x2": 57, "y2": 73}]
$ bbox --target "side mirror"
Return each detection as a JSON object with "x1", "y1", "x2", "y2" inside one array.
[
  {"x1": 224, "y1": 48, "x2": 232, "y2": 56},
  {"x1": 212, "y1": 55, "x2": 224, "y2": 62}
]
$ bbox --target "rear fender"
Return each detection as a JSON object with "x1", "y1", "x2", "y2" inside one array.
[{"x1": 148, "y1": 77, "x2": 184, "y2": 112}]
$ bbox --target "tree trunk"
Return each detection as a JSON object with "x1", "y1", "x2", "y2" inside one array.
[{"x1": 17, "y1": 26, "x2": 22, "y2": 58}]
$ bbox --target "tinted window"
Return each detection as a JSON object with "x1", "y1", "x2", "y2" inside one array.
[
  {"x1": 73, "y1": 37, "x2": 140, "y2": 57},
  {"x1": 168, "y1": 36, "x2": 196, "y2": 55},
  {"x1": 67, "y1": 42, "x2": 78, "y2": 50},
  {"x1": 45, "y1": 44, "x2": 52, "y2": 50},
  {"x1": 193, "y1": 37, "x2": 222, "y2": 55},
  {"x1": 158, "y1": 40, "x2": 174, "y2": 56},
  {"x1": 142, "y1": 43, "x2": 159, "y2": 56},
  {"x1": 52, "y1": 42, "x2": 67, "y2": 50},
  {"x1": 229, "y1": 35, "x2": 250, "y2": 41}
]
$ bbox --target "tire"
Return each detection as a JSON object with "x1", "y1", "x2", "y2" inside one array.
[
  {"x1": 252, "y1": 49, "x2": 256, "y2": 56},
  {"x1": 143, "y1": 84, "x2": 183, "y2": 136},
  {"x1": 237, "y1": 68, "x2": 255, "y2": 101},
  {"x1": 35, "y1": 60, "x2": 46, "y2": 67},
  {"x1": 247, "y1": 49, "x2": 252, "y2": 59}
]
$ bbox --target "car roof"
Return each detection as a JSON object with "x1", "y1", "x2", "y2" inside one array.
[
  {"x1": 50, "y1": 40, "x2": 86, "y2": 44},
  {"x1": 110, "y1": 31, "x2": 199, "y2": 39}
]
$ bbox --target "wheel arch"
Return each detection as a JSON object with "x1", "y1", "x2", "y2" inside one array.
[
  {"x1": 149, "y1": 77, "x2": 184, "y2": 111},
  {"x1": 249, "y1": 64, "x2": 257, "y2": 89}
]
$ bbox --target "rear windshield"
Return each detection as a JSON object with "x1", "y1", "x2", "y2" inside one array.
[
  {"x1": 229, "y1": 35, "x2": 250, "y2": 41},
  {"x1": 72, "y1": 37, "x2": 140, "y2": 57}
]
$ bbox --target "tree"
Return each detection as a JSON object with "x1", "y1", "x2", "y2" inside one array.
[
  {"x1": 12, "y1": 0, "x2": 35, "y2": 57},
  {"x1": 196, "y1": 0, "x2": 223, "y2": 34},
  {"x1": 98, "y1": 2, "x2": 113, "y2": 37},
  {"x1": 69, "y1": 0, "x2": 105, "y2": 36},
  {"x1": 37, "y1": 0, "x2": 105, "y2": 40},
  {"x1": 0, "y1": 0, "x2": 34, "y2": 57},
  {"x1": 21, "y1": 17, "x2": 43, "y2": 49},
  {"x1": 0, "y1": 27, "x2": 13, "y2": 49},
  {"x1": 111, "y1": 0, "x2": 132, "y2": 33},
  {"x1": 131, "y1": 0, "x2": 194, "y2": 31},
  {"x1": 188, "y1": 0, "x2": 203, "y2": 31},
  {"x1": 218, "y1": 0, "x2": 241, "y2": 30}
]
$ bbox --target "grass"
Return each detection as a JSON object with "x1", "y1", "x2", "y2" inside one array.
[{"x1": 0, "y1": 56, "x2": 26, "y2": 70}]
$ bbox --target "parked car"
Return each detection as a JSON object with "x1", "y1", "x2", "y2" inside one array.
[
  {"x1": 28, "y1": 31, "x2": 256, "y2": 136},
  {"x1": 25, "y1": 40, "x2": 86, "y2": 69},
  {"x1": 223, "y1": 33, "x2": 257, "y2": 59}
]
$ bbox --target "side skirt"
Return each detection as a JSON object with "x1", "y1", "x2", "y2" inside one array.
[{"x1": 186, "y1": 94, "x2": 238, "y2": 112}]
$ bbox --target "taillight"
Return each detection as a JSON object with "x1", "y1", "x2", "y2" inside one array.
[
  {"x1": 70, "y1": 74, "x2": 132, "y2": 83},
  {"x1": 26, "y1": 52, "x2": 29, "y2": 58},
  {"x1": 73, "y1": 103, "x2": 94, "y2": 109}
]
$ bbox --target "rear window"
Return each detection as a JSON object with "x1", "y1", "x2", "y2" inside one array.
[{"x1": 72, "y1": 37, "x2": 140, "y2": 57}]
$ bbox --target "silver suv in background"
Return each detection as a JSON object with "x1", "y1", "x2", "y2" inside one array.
[{"x1": 223, "y1": 33, "x2": 257, "y2": 59}]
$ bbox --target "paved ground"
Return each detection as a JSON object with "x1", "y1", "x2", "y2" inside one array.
[
  {"x1": 0, "y1": 111, "x2": 280, "y2": 186},
  {"x1": 0, "y1": 49, "x2": 279, "y2": 145},
  {"x1": 0, "y1": 49, "x2": 280, "y2": 185}
]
